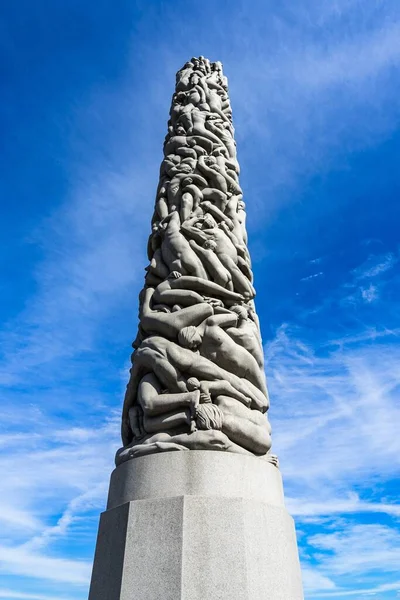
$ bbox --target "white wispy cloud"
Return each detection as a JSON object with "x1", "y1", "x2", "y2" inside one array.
[
  {"x1": 268, "y1": 324, "x2": 400, "y2": 484},
  {"x1": 263, "y1": 248, "x2": 400, "y2": 593},
  {"x1": 327, "y1": 326, "x2": 400, "y2": 348},
  {"x1": 301, "y1": 272, "x2": 324, "y2": 281},
  {"x1": 303, "y1": 522, "x2": 400, "y2": 596},
  {"x1": 23, "y1": 483, "x2": 108, "y2": 553},
  {"x1": 291, "y1": 21, "x2": 400, "y2": 89},
  {"x1": 353, "y1": 252, "x2": 397, "y2": 279},
  {"x1": 0, "y1": 506, "x2": 42, "y2": 533},
  {"x1": 0, "y1": 591, "x2": 75, "y2": 600},
  {"x1": 0, "y1": 23, "x2": 158, "y2": 595},
  {"x1": 287, "y1": 493, "x2": 400, "y2": 519},
  {"x1": 308, "y1": 580, "x2": 400, "y2": 597},
  {"x1": 301, "y1": 568, "x2": 337, "y2": 593},
  {"x1": 360, "y1": 284, "x2": 378, "y2": 303},
  {"x1": 226, "y1": 3, "x2": 400, "y2": 216},
  {"x1": 0, "y1": 417, "x2": 118, "y2": 589},
  {"x1": 0, "y1": 167, "x2": 147, "y2": 384},
  {"x1": 0, "y1": 545, "x2": 90, "y2": 585}
]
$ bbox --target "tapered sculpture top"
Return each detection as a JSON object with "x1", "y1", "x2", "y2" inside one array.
[{"x1": 117, "y1": 56, "x2": 274, "y2": 465}]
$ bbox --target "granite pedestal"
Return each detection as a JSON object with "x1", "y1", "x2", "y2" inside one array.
[{"x1": 88, "y1": 451, "x2": 303, "y2": 600}]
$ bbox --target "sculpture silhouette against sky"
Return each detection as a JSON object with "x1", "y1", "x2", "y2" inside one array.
[{"x1": 117, "y1": 56, "x2": 276, "y2": 466}]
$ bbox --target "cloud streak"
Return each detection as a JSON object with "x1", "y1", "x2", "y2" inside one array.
[
  {"x1": 265, "y1": 273, "x2": 400, "y2": 593},
  {"x1": 0, "y1": 545, "x2": 90, "y2": 585}
]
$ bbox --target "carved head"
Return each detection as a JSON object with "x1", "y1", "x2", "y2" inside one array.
[
  {"x1": 186, "y1": 377, "x2": 200, "y2": 391},
  {"x1": 203, "y1": 214, "x2": 217, "y2": 229},
  {"x1": 203, "y1": 239, "x2": 217, "y2": 252},
  {"x1": 195, "y1": 404, "x2": 223, "y2": 431},
  {"x1": 193, "y1": 218, "x2": 204, "y2": 229},
  {"x1": 189, "y1": 73, "x2": 200, "y2": 85},
  {"x1": 230, "y1": 305, "x2": 248, "y2": 320},
  {"x1": 175, "y1": 124, "x2": 186, "y2": 135},
  {"x1": 176, "y1": 92, "x2": 186, "y2": 104},
  {"x1": 178, "y1": 326, "x2": 202, "y2": 350}
]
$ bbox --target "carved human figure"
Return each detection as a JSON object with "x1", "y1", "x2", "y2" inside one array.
[
  {"x1": 116, "y1": 429, "x2": 255, "y2": 464},
  {"x1": 159, "y1": 212, "x2": 208, "y2": 279},
  {"x1": 204, "y1": 86, "x2": 231, "y2": 122},
  {"x1": 224, "y1": 305, "x2": 264, "y2": 368},
  {"x1": 181, "y1": 215, "x2": 255, "y2": 298},
  {"x1": 165, "y1": 164, "x2": 193, "y2": 211},
  {"x1": 121, "y1": 335, "x2": 269, "y2": 444},
  {"x1": 177, "y1": 314, "x2": 268, "y2": 394},
  {"x1": 146, "y1": 247, "x2": 170, "y2": 280},
  {"x1": 152, "y1": 271, "x2": 243, "y2": 307},
  {"x1": 180, "y1": 177, "x2": 228, "y2": 212},
  {"x1": 187, "y1": 73, "x2": 210, "y2": 110},
  {"x1": 175, "y1": 61, "x2": 194, "y2": 92},
  {"x1": 182, "y1": 214, "x2": 238, "y2": 261},
  {"x1": 195, "y1": 396, "x2": 272, "y2": 455},
  {"x1": 197, "y1": 155, "x2": 228, "y2": 196},
  {"x1": 118, "y1": 57, "x2": 276, "y2": 465},
  {"x1": 140, "y1": 286, "x2": 213, "y2": 339},
  {"x1": 188, "y1": 239, "x2": 232, "y2": 288},
  {"x1": 205, "y1": 117, "x2": 237, "y2": 159},
  {"x1": 185, "y1": 107, "x2": 226, "y2": 147},
  {"x1": 129, "y1": 372, "x2": 200, "y2": 438},
  {"x1": 164, "y1": 127, "x2": 209, "y2": 159},
  {"x1": 186, "y1": 376, "x2": 250, "y2": 407},
  {"x1": 218, "y1": 221, "x2": 252, "y2": 277},
  {"x1": 237, "y1": 199, "x2": 248, "y2": 243},
  {"x1": 204, "y1": 154, "x2": 242, "y2": 196},
  {"x1": 167, "y1": 169, "x2": 207, "y2": 216},
  {"x1": 212, "y1": 146, "x2": 240, "y2": 177},
  {"x1": 201, "y1": 200, "x2": 235, "y2": 229},
  {"x1": 223, "y1": 195, "x2": 247, "y2": 245}
]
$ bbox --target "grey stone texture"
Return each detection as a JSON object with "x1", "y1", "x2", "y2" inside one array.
[
  {"x1": 89, "y1": 452, "x2": 304, "y2": 600},
  {"x1": 89, "y1": 58, "x2": 304, "y2": 599},
  {"x1": 117, "y1": 56, "x2": 273, "y2": 463},
  {"x1": 107, "y1": 451, "x2": 284, "y2": 508}
]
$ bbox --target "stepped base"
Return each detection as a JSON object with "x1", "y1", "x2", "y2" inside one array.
[{"x1": 88, "y1": 451, "x2": 304, "y2": 600}]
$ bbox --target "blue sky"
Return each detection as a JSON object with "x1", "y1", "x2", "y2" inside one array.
[{"x1": 1, "y1": 1, "x2": 400, "y2": 598}]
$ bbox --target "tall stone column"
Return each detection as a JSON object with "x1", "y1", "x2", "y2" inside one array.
[{"x1": 89, "y1": 57, "x2": 304, "y2": 600}]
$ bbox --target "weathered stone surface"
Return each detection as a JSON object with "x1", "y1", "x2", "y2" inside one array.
[
  {"x1": 117, "y1": 56, "x2": 273, "y2": 462},
  {"x1": 89, "y1": 57, "x2": 304, "y2": 599},
  {"x1": 89, "y1": 452, "x2": 303, "y2": 600},
  {"x1": 107, "y1": 450, "x2": 284, "y2": 508},
  {"x1": 89, "y1": 497, "x2": 184, "y2": 600}
]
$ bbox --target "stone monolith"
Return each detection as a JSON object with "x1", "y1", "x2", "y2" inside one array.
[{"x1": 88, "y1": 56, "x2": 304, "y2": 600}]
